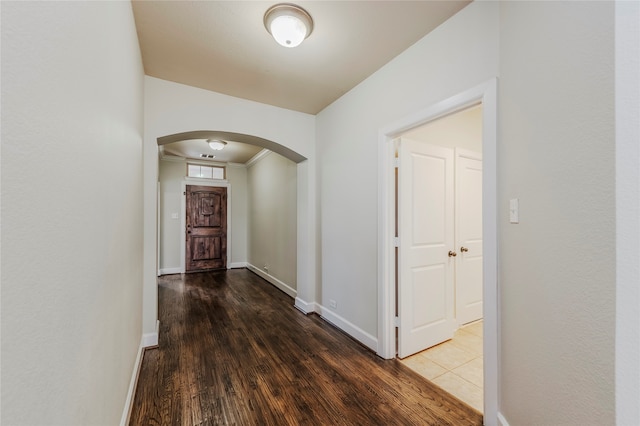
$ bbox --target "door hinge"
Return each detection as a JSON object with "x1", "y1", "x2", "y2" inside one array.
[
  {"x1": 394, "y1": 158, "x2": 400, "y2": 168},
  {"x1": 394, "y1": 237, "x2": 399, "y2": 247},
  {"x1": 394, "y1": 316, "x2": 400, "y2": 327}
]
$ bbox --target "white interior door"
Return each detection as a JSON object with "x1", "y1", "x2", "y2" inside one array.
[
  {"x1": 398, "y1": 138, "x2": 456, "y2": 359},
  {"x1": 455, "y1": 150, "x2": 483, "y2": 325}
]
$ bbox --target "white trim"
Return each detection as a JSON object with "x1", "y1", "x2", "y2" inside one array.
[
  {"x1": 455, "y1": 147, "x2": 482, "y2": 162},
  {"x1": 294, "y1": 297, "x2": 317, "y2": 314},
  {"x1": 378, "y1": 135, "x2": 397, "y2": 358},
  {"x1": 119, "y1": 338, "x2": 146, "y2": 426},
  {"x1": 142, "y1": 320, "x2": 160, "y2": 348},
  {"x1": 159, "y1": 267, "x2": 182, "y2": 276},
  {"x1": 157, "y1": 184, "x2": 161, "y2": 277},
  {"x1": 497, "y1": 412, "x2": 510, "y2": 426},
  {"x1": 615, "y1": 1, "x2": 640, "y2": 423},
  {"x1": 377, "y1": 78, "x2": 498, "y2": 424},
  {"x1": 245, "y1": 148, "x2": 272, "y2": 168},
  {"x1": 295, "y1": 159, "x2": 318, "y2": 316},
  {"x1": 184, "y1": 177, "x2": 228, "y2": 185},
  {"x1": 228, "y1": 262, "x2": 248, "y2": 269},
  {"x1": 247, "y1": 263, "x2": 297, "y2": 298},
  {"x1": 180, "y1": 181, "x2": 232, "y2": 273},
  {"x1": 121, "y1": 323, "x2": 160, "y2": 425},
  {"x1": 159, "y1": 153, "x2": 186, "y2": 163},
  {"x1": 226, "y1": 162, "x2": 246, "y2": 169},
  {"x1": 318, "y1": 305, "x2": 378, "y2": 352}
]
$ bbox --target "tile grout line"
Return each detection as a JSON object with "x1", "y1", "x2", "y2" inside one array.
[{"x1": 400, "y1": 321, "x2": 484, "y2": 412}]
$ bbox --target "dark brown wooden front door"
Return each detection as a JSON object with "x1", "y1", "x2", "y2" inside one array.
[{"x1": 186, "y1": 185, "x2": 227, "y2": 272}]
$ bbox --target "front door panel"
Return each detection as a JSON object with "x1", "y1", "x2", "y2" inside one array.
[{"x1": 186, "y1": 185, "x2": 227, "y2": 271}]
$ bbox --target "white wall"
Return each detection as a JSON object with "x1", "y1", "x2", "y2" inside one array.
[
  {"x1": 316, "y1": 1, "x2": 499, "y2": 339},
  {"x1": 158, "y1": 159, "x2": 248, "y2": 271},
  {"x1": 228, "y1": 164, "x2": 249, "y2": 266},
  {"x1": 1, "y1": 2, "x2": 144, "y2": 424},
  {"x1": 247, "y1": 152, "x2": 298, "y2": 290},
  {"x1": 158, "y1": 159, "x2": 186, "y2": 270},
  {"x1": 498, "y1": 2, "x2": 615, "y2": 424},
  {"x1": 402, "y1": 105, "x2": 482, "y2": 152},
  {"x1": 1, "y1": 1, "x2": 633, "y2": 424}
]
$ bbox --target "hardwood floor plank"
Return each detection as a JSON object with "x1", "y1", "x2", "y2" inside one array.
[{"x1": 129, "y1": 269, "x2": 482, "y2": 425}]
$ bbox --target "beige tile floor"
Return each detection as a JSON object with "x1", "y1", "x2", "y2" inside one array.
[{"x1": 400, "y1": 320, "x2": 483, "y2": 413}]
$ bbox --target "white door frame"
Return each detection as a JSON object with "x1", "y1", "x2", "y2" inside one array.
[
  {"x1": 377, "y1": 78, "x2": 498, "y2": 423},
  {"x1": 180, "y1": 179, "x2": 232, "y2": 273}
]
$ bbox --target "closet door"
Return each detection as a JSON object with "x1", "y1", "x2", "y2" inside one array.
[
  {"x1": 397, "y1": 139, "x2": 456, "y2": 358},
  {"x1": 455, "y1": 149, "x2": 483, "y2": 325}
]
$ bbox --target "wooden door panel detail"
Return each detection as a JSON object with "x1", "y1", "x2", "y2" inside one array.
[
  {"x1": 186, "y1": 185, "x2": 227, "y2": 271},
  {"x1": 194, "y1": 193, "x2": 222, "y2": 227},
  {"x1": 190, "y1": 236, "x2": 222, "y2": 261}
]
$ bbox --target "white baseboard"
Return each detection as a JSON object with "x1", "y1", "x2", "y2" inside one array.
[
  {"x1": 119, "y1": 336, "x2": 146, "y2": 426},
  {"x1": 158, "y1": 267, "x2": 182, "y2": 276},
  {"x1": 497, "y1": 412, "x2": 510, "y2": 426},
  {"x1": 228, "y1": 262, "x2": 247, "y2": 269},
  {"x1": 246, "y1": 263, "x2": 297, "y2": 298},
  {"x1": 318, "y1": 305, "x2": 378, "y2": 352},
  {"x1": 142, "y1": 320, "x2": 159, "y2": 348},
  {"x1": 294, "y1": 297, "x2": 318, "y2": 314}
]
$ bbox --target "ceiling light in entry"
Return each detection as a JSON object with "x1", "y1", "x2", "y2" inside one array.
[
  {"x1": 264, "y1": 3, "x2": 313, "y2": 48},
  {"x1": 208, "y1": 139, "x2": 227, "y2": 150}
]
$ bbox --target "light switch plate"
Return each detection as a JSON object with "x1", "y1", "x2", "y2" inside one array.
[{"x1": 509, "y1": 199, "x2": 519, "y2": 224}]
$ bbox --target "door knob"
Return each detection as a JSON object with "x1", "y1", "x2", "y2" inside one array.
[
  {"x1": 448, "y1": 251, "x2": 457, "y2": 257},
  {"x1": 460, "y1": 247, "x2": 469, "y2": 253}
]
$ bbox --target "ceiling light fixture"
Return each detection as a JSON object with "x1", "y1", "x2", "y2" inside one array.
[
  {"x1": 264, "y1": 3, "x2": 313, "y2": 48},
  {"x1": 207, "y1": 139, "x2": 227, "y2": 150}
]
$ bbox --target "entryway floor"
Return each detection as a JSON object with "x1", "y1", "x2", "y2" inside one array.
[
  {"x1": 129, "y1": 270, "x2": 482, "y2": 425},
  {"x1": 400, "y1": 320, "x2": 483, "y2": 413}
]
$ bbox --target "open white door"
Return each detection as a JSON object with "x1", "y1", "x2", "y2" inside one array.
[
  {"x1": 455, "y1": 149, "x2": 483, "y2": 325},
  {"x1": 398, "y1": 138, "x2": 456, "y2": 359}
]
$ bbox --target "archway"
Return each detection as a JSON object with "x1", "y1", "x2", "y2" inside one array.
[
  {"x1": 157, "y1": 130, "x2": 307, "y2": 164},
  {"x1": 143, "y1": 128, "x2": 317, "y2": 348},
  {"x1": 156, "y1": 130, "x2": 308, "y2": 297}
]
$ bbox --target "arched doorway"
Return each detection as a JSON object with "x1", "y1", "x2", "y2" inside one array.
[{"x1": 142, "y1": 128, "x2": 317, "y2": 347}]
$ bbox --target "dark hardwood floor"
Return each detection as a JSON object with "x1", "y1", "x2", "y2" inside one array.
[{"x1": 129, "y1": 269, "x2": 482, "y2": 425}]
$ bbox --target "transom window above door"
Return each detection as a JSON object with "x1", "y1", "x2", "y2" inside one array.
[{"x1": 187, "y1": 164, "x2": 225, "y2": 180}]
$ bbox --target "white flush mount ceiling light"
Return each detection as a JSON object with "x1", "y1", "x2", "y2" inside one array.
[
  {"x1": 264, "y1": 3, "x2": 313, "y2": 48},
  {"x1": 207, "y1": 139, "x2": 227, "y2": 150}
]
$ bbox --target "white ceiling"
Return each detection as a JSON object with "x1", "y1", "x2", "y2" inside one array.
[
  {"x1": 132, "y1": 0, "x2": 471, "y2": 163},
  {"x1": 160, "y1": 139, "x2": 264, "y2": 164}
]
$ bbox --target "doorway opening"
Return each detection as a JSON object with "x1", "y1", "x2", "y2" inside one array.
[
  {"x1": 184, "y1": 183, "x2": 229, "y2": 272},
  {"x1": 377, "y1": 79, "x2": 498, "y2": 422},
  {"x1": 396, "y1": 105, "x2": 483, "y2": 412},
  {"x1": 155, "y1": 130, "x2": 315, "y2": 314}
]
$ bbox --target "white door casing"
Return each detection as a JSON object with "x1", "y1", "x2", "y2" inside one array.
[
  {"x1": 398, "y1": 138, "x2": 456, "y2": 359},
  {"x1": 378, "y1": 79, "x2": 498, "y2": 423},
  {"x1": 455, "y1": 149, "x2": 483, "y2": 326}
]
